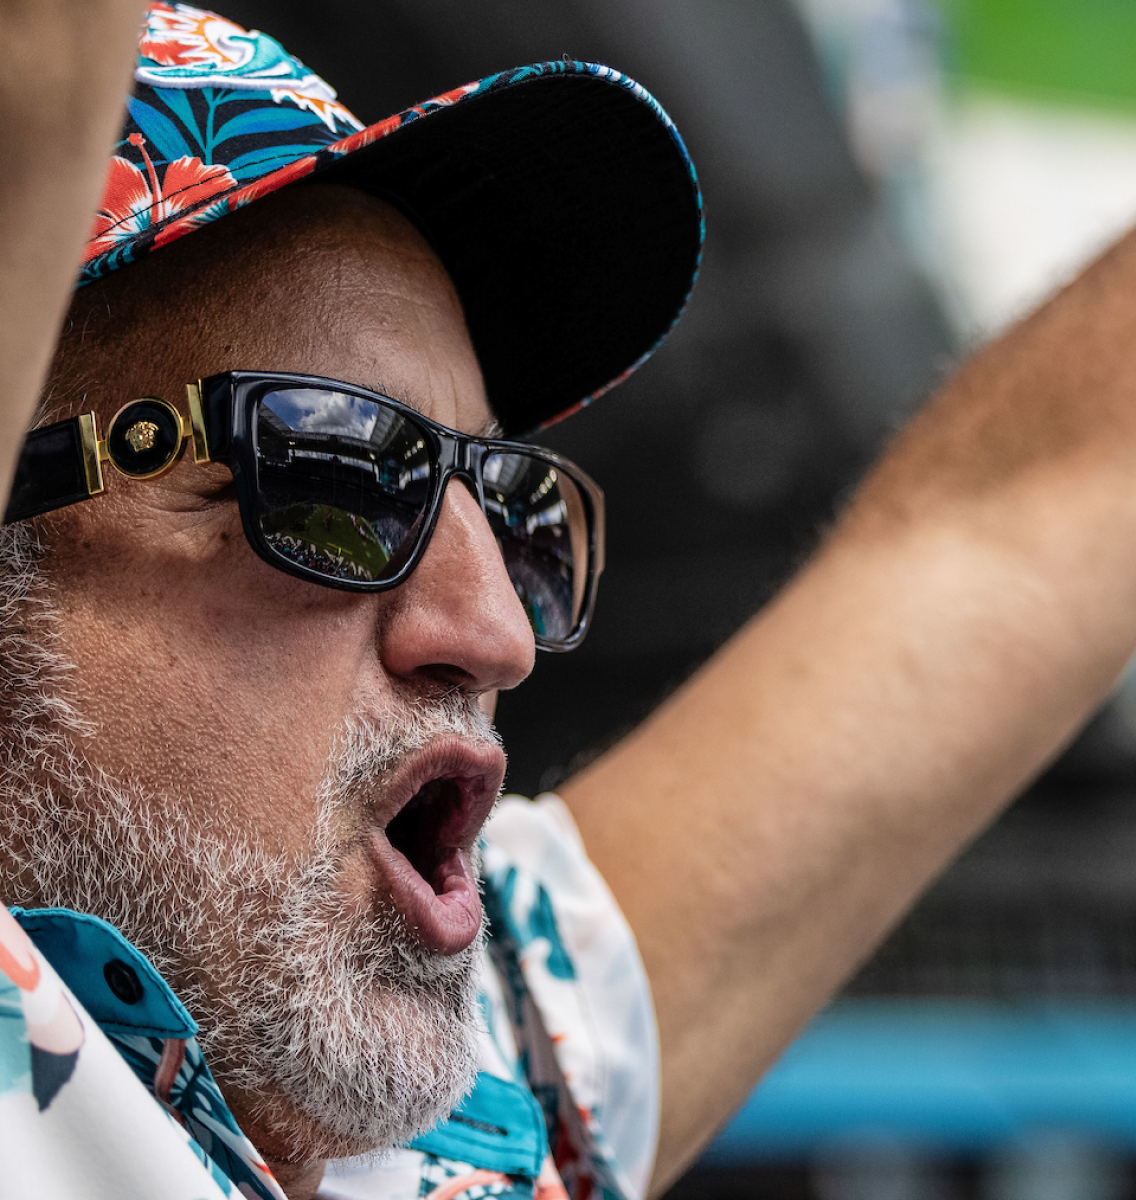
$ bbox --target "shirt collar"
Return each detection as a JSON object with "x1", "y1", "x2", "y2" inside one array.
[
  {"x1": 9, "y1": 906, "x2": 196, "y2": 1039},
  {"x1": 12, "y1": 906, "x2": 286, "y2": 1200}
]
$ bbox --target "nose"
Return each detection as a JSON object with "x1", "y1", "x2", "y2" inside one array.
[{"x1": 377, "y1": 478, "x2": 536, "y2": 692}]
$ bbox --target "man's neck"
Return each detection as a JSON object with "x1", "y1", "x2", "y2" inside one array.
[{"x1": 266, "y1": 1156, "x2": 326, "y2": 1200}]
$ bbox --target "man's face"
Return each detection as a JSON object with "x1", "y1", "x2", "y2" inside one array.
[{"x1": 0, "y1": 185, "x2": 536, "y2": 1160}]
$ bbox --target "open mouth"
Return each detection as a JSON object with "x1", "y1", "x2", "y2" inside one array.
[
  {"x1": 385, "y1": 776, "x2": 470, "y2": 895},
  {"x1": 368, "y1": 740, "x2": 505, "y2": 955}
]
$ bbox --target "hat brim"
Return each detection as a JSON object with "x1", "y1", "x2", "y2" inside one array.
[
  {"x1": 321, "y1": 65, "x2": 704, "y2": 435},
  {"x1": 84, "y1": 62, "x2": 702, "y2": 437}
]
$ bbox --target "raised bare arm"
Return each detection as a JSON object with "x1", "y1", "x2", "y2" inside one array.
[
  {"x1": 560, "y1": 230, "x2": 1136, "y2": 1192},
  {"x1": 0, "y1": 0, "x2": 147, "y2": 503}
]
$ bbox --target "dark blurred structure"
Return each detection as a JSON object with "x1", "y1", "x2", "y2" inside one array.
[{"x1": 222, "y1": 3, "x2": 1136, "y2": 1197}]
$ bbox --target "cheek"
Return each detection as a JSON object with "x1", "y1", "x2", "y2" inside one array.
[{"x1": 41, "y1": 504, "x2": 378, "y2": 848}]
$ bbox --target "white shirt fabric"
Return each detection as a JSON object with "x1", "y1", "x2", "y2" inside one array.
[{"x1": 0, "y1": 794, "x2": 660, "y2": 1200}]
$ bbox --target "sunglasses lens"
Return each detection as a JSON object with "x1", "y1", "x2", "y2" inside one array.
[
  {"x1": 246, "y1": 384, "x2": 592, "y2": 644},
  {"x1": 253, "y1": 388, "x2": 433, "y2": 583},
  {"x1": 484, "y1": 451, "x2": 590, "y2": 643}
]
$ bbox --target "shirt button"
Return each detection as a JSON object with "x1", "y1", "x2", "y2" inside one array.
[{"x1": 104, "y1": 958, "x2": 144, "y2": 1005}]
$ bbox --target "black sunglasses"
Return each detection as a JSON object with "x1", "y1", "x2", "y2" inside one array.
[{"x1": 3, "y1": 371, "x2": 605, "y2": 651}]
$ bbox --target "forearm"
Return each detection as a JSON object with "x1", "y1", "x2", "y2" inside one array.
[
  {"x1": 562, "y1": 228, "x2": 1136, "y2": 1190},
  {"x1": 0, "y1": 0, "x2": 146, "y2": 503}
]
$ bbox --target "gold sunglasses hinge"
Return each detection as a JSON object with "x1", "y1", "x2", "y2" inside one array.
[
  {"x1": 77, "y1": 412, "x2": 105, "y2": 497},
  {"x1": 186, "y1": 382, "x2": 211, "y2": 463}
]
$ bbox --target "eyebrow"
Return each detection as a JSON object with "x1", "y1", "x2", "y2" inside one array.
[{"x1": 371, "y1": 380, "x2": 503, "y2": 440}]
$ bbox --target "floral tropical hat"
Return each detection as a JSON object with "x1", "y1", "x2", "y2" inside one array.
[{"x1": 85, "y1": 3, "x2": 703, "y2": 435}]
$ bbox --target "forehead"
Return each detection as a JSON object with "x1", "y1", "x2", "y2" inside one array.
[{"x1": 61, "y1": 184, "x2": 492, "y2": 436}]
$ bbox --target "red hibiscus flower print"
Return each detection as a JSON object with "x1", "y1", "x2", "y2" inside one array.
[{"x1": 85, "y1": 134, "x2": 236, "y2": 263}]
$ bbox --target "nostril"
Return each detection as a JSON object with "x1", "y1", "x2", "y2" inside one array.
[{"x1": 418, "y1": 664, "x2": 477, "y2": 691}]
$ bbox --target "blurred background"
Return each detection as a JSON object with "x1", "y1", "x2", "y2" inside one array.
[{"x1": 226, "y1": 1, "x2": 1136, "y2": 1195}]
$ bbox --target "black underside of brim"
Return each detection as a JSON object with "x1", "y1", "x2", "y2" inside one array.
[{"x1": 317, "y1": 73, "x2": 701, "y2": 437}]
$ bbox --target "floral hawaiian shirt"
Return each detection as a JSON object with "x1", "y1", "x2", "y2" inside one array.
[{"x1": 0, "y1": 797, "x2": 659, "y2": 1200}]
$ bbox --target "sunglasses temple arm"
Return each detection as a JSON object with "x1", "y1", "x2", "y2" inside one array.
[
  {"x1": 2, "y1": 413, "x2": 104, "y2": 523},
  {"x1": 2, "y1": 381, "x2": 212, "y2": 524}
]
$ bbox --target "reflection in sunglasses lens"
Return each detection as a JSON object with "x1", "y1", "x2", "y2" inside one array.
[
  {"x1": 254, "y1": 389, "x2": 432, "y2": 582},
  {"x1": 251, "y1": 388, "x2": 587, "y2": 643},
  {"x1": 484, "y1": 451, "x2": 588, "y2": 642}
]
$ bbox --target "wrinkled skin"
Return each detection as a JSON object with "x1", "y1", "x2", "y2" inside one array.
[{"x1": 30, "y1": 183, "x2": 536, "y2": 1196}]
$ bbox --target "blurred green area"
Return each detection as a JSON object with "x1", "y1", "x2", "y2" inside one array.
[{"x1": 935, "y1": 0, "x2": 1136, "y2": 109}]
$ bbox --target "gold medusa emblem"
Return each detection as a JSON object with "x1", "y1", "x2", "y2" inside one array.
[{"x1": 125, "y1": 420, "x2": 159, "y2": 454}]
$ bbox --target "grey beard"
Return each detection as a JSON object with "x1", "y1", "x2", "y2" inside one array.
[{"x1": 0, "y1": 523, "x2": 499, "y2": 1159}]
